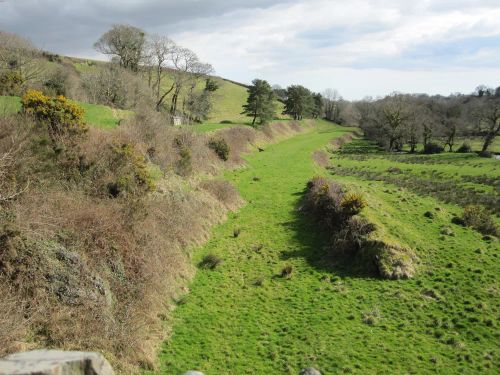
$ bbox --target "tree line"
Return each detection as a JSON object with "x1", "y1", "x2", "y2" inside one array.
[
  {"x1": 353, "y1": 87, "x2": 500, "y2": 154},
  {"x1": 242, "y1": 76, "x2": 499, "y2": 155},
  {"x1": 242, "y1": 79, "x2": 323, "y2": 125},
  {"x1": 1, "y1": 25, "x2": 218, "y2": 124}
]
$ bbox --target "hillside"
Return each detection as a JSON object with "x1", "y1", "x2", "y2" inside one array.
[{"x1": 70, "y1": 57, "x2": 252, "y2": 125}]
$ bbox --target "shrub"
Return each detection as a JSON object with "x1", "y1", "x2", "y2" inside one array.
[
  {"x1": 478, "y1": 150, "x2": 492, "y2": 158},
  {"x1": 423, "y1": 142, "x2": 444, "y2": 154},
  {"x1": 0, "y1": 70, "x2": 24, "y2": 95},
  {"x1": 208, "y1": 137, "x2": 230, "y2": 161},
  {"x1": 253, "y1": 277, "x2": 265, "y2": 286},
  {"x1": 333, "y1": 216, "x2": 376, "y2": 256},
  {"x1": 176, "y1": 145, "x2": 192, "y2": 176},
  {"x1": 304, "y1": 177, "x2": 369, "y2": 231},
  {"x1": 43, "y1": 68, "x2": 69, "y2": 96},
  {"x1": 233, "y1": 227, "x2": 241, "y2": 238},
  {"x1": 362, "y1": 309, "x2": 380, "y2": 326},
  {"x1": 374, "y1": 242, "x2": 416, "y2": 280},
  {"x1": 107, "y1": 143, "x2": 155, "y2": 197},
  {"x1": 341, "y1": 192, "x2": 367, "y2": 216},
  {"x1": 199, "y1": 254, "x2": 223, "y2": 270},
  {"x1": 456, "y1": 142, "x2": 471, "y2": 153},
  {"x1": 424, "y1": 211, "x2": 434, "y2": 219},
  {"x1": 462, "y1": 205, "x2": 498, "y2": 236},
  {"x1": 281, "y1": 265, "x2": 293, "y2": 278},
  {"x1": 387, "y1": 167, "x2": 402, "y2": 174},
  {"x1": 21, "y1": 90, "x2": 87, "y2": 145},
  {"x1": 303, "y1": 176, "x2": 344, "y2": 229}
]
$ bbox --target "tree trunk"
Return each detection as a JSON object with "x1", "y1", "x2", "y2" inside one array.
[
  {"x1": 482, "y1": 134, "x2": 494, "y2": 153},
  {"x1": 156, "y1": 83, "x2": 175, "y2": 111}
]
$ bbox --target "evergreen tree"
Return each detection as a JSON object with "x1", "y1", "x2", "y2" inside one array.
[
  {"x1": 242, "y1": 79, "x2": 276, "y2": 125},
  {"x1": 312, "y1": 93, "x2": 324, "y2": 118},
  {"x1": 283, "y1": 85, "x2": 314, "y2": 120}
]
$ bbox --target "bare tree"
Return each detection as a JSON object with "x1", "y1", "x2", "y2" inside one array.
[
  {"x1": 0, "y1": 31, "x2": 43, "y2": 92},
  {"x1": 94, "y1": 25, "x2": 146, "y2": 72},
  {"x1": 468, "y1": 92, "x2": 500, "y2": 153},
  {"x1": 431, "y1": 98, "x2": 462, "y2": 152},
  {"x1": 145, "y1": 34, "x2": 176, "y2": 104},
  {"x1": 323, "y1": 88, "x2": 342, "y2": 122},
  {"x1": 165, "y1": 46, "x2": 213, "y2": 115}
]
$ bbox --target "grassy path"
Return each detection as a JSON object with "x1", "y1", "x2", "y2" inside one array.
[
  {"x1": 154, "y1": 121, "x2": 351, "y2": 374},
  {"x1": 154, "y1": 121, "x2": 498, "y2": 374}
]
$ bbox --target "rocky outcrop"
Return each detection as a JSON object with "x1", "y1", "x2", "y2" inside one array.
[{"x1": 0, "y1": 350, "x2": 114, "y2": 375}]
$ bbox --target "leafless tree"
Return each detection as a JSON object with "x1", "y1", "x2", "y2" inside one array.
[
  {"x1": 145, "y1": 34, "x2": 176, "y2": 104},
  {"x1": 155, "y1": 46, "x2": 213, "y2": 115},
  {"x1": 323, "y1": 88, "x2": 342, "y2": 122},
  {"x1": 0, "y1": 31, "x2": 43, "y2": 91},
  {"x1": 468, "y1": 91, "x2": 500, "y2": 153}
]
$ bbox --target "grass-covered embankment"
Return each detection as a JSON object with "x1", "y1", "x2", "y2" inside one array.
[{"x1": 153, "y1": 121, "x2": 498, "y2": 374}]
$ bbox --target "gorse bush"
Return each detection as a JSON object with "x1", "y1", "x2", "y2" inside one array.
[
  {"x1": 43, "y1": 68, "x2": 69, "y2": 96},
  {"x1": 341, "y1": 192, "x2": 367, "y2": 216},
  {"x1": 21, "y1": 90, "x2": 87, "y2": 144},
  {"x1": 333, "y1": 216, "x2": 376, "y2": 257},
  {"x1": 208, "y1": 137, "x2": 230, "y2": 161},
  {"x1": 0, "y1": 70, "x2": 24, "y2": 95},
  {"x1": 462, "y1": 205, "x2": 498, "y2": 236},
  {"x1": 304, "y1": 177, "x2": 367, "y2": 229},
  {"x1": 107, "y1": 143, "x2": 155, "y2": 197},
  {"x1": 303, "y1": 176, "x2": 344, "y2": 229}
]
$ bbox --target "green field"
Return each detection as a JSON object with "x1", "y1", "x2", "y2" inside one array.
[
  {"x1": 0, "y1": 96, "x2": 132, "y2": 129},
  {"x1": 333, "y1": 140, "x2": 499, "y2": 213},
  {"x1": 184, "y1": 122, "x2": 252, "y2": 133},
  {"x1": 151, "y1": 120, "x2": 498, "y2": 374},
  {"x1": 208, "y1": 79, "x2": 250, "y2": 124}
]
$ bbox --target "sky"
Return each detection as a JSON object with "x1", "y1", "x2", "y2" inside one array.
[{"x1": 1, "y1": 0, "x2": 500, "y2": 99}]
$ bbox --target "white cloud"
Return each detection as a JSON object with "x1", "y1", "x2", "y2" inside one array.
[
  {"x1": 169, "y1": 0, "x2": 500, "y2": 97},
  {"x1": 1, "y1": 0, "x2": 499, "y2": 98}
]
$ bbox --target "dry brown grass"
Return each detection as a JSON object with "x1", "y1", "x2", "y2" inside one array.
[
  {"x1": 312, "y1": 150, "x2": 330, "y2": 168},
  {"x1": 330, "y1": 133, "x2": 354, "y2": 148},
  {"x1": 0, "y1": 285, "x2": 28, "y2": 356},
  {"x1": 0, "y1": 114, "x2": 305, "y2": 373},
  {"x1": 199, "y1": 179, "x2": 244, "y2": 211}
]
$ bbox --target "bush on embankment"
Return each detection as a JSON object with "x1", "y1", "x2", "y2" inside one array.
[
  {"x1": 0, "y1": 93, "x2": 306, "y2": 373},
  {"x1": 303, "y1": 176, "x2": 416, "y2": 279}
]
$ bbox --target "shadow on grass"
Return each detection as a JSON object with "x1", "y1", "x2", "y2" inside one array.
[{"x1": 280, "y1": 187, "x2": 379, "y2": 279}]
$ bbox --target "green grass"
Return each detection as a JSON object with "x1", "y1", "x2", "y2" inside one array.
[
  {"x1": 77, "y1": 101, "x2": 133, "y2": 129},
  {"x1": 0, "y1": 95, "x2": 21, "y2": 115},
  {"x1": 334, "y1": 139, "x2": 499, "y2": 213},
  {"x1": 151, "y1": 120, "x2": 498, "y2": 374},
  {"x1": 208, "y1": 79, "x2": 250, "y2": 124},
  {"x1": 0, "y1": 95, "x2": 132, "y2": 129},
  {"x1": 184, "y1": 122, "x2": 252, "y2": 133}
]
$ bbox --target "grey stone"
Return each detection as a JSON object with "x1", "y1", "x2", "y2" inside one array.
[
  {"x1": 299, "y1": 367, "x2": 322, "y2": 375},
  {"x1": 183, "y1": 371, "x2": 205, "y2": 375},
  {"x1": 0, "y1": 350, "x2": 114, "y2": 375}
]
